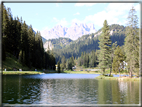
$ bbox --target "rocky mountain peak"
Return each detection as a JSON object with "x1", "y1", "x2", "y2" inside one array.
[{"x1": 41, "y1": 23, "x2": 97, "y2": 40}]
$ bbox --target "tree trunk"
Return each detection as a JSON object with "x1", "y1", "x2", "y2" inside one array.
[
  {"x1": 129, "y1": 71, "x2": 132, "y2": 78},
  {"x1": 119, "y1": 69, "x2": 121, "y2": 77},
  {"x1": 103, "y1": 68, "x2": 105, "y2": 75},
  {"x1": 109, "y1": 67, "x2": 112, "y2": 76}
]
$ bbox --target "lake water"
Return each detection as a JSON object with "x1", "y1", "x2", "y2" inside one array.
[{"x1": 2, "y1": 73, "x2": 140, "y2": 105}]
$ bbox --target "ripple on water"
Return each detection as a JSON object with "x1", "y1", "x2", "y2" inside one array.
[{"x1": 2, "y1": 74, "x2": 139, "y2": 104}]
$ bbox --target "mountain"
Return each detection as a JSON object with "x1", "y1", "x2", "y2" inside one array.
[
  {"x1": 44, "y1": 37, "x2": 73, "y2": 51},
  {"x1": 52, "y1": 24, "x2": 126, "y2": 62},
  {"x1": 41, "y1": 23, "x2": 97, "y2": 40},
  {"x1": 42, "y1": 37, "x2": 47, "y2": 44}
]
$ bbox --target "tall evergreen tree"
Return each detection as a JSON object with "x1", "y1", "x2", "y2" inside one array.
[
  {"x1": 112, "y1": 46, "x2": 125, "y2": 77},
  {"x1": 124, "y1": 6, "x2": 139, "y2": 77},
  {"x1": 57, "y1": 61, "x2": 61, "y2": 73},
  {"x1": 61, "y1": 55, "x2": 66, "y2": 70},
  {"x1": 109, "y1": 41, "x2": 117, "y2": 76},
  {"x1": 98, "y1": 20, "x2": 111, "y2": 74}
]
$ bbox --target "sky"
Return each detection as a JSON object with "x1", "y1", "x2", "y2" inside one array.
[{"x1": 4, "y1": 2, "x2": 140, "y2": 36}]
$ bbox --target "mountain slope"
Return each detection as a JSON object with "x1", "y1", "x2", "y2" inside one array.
[
  {"x1": 52, "y1": 24, "x2": 126, "y2": 62},
  {"x1": 44, "y1": 37, "x2": 73, "y2": 51},
  {"x1": 41, "y1": 23, "x2": 97, "y2": 40}
]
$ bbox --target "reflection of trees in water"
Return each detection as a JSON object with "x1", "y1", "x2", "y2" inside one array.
[
  {"x1": 124, "y1": 81, "x2": 139, "y2": 104},
  {"x1": 38, "y1": 79, "x2": 98, "y2": 104},
  {"x1": 118, "y1": 80, "x2": 128, "y2": 94},
  {"x1": 97, "y1": 79, "x2": 139, "y2": 104},
  {"x1": 39, "y1": 80, "x2": 49, "y2": 103},
  {"x1": 2, "y1": 77, "x2": 139, "y2": 104},
  {"x1": 111, "y1": 80, "x2": 121, "y2": 104}
]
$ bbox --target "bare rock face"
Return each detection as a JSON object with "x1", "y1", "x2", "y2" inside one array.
[
  {"x1": 41, "y1": 23, "x2": 97, "y2": 40},
  {"x1": 44, "y1": 41, "x2": 53, "y2": 51}
]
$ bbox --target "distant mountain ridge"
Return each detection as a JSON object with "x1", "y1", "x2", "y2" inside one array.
[
  {"x1": 51, "y1": 24, "x2": 126, "y2": 62},
  {"x1": 41, "y1": 23, "x2": 97, "y2": 40}
]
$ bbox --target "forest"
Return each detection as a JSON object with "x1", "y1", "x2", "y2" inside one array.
[
  {"x1": 56, "y1": 7, "x2": 139, "y2": 77},
  {"x1": 2, "y1": 5, "x2": 140, "y2": 78},
  {"x1": 2, "y1": 5, "x2": 56, "y2": 70}
]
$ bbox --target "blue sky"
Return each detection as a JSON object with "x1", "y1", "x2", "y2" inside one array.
[{"x1": 4, "y1": 2, "x2": 140, "y2": 37}]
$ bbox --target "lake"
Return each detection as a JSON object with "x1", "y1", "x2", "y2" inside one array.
[{"x1": 2, "y1": 73, "x2": 140, "y2": 105}]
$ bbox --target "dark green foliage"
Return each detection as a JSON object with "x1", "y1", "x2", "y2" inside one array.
[
  {"x1": 52, "y1": 24, "x2": 126, "y2": 63},
  {"x1": 2, "y1": 41, "x2": 6, "y2": 61},
  {"x1": 98, "y1": 20, "x2": 111, "y2": 74},
  {"x1": 108, "y1": 41, "x2": 117, "y2": 76},
  {"x1": 61, "y1": 55, "x2": 66, "y2": 70},
  {"x1": 2, "y1": 5, "x2": 56, "y2": 70},
  {"x1": 112, "y1": 46, "x2": 125, "y2": 76},
  {"x1": 57, "y1": 61, "x2": 60, "y2": 73},
  {"x1": 124, "y1": 6, "x2": 139, "y2": 77},
  {"x1": 77, "y1": 50, "x2": 97, "y2": 68}
]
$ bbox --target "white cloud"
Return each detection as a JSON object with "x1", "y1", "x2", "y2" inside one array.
[
  {"x1": 40, "y1": 27, "x2": 49, "y2": 38},
  {"x1": 56, "y1": 3, "x2": 59, "y2": 7},
  {"x1": 75, "y1": 3, "x2": 96, "y2": 7},
  {"x1": 57, "y1": 18, "x2": 68, "y2": 26},
  {"x1": 74, "y1": 12, "x2": 80, "y2": 15},
  {"x1": 83, "y1": 3, "x2": 140, "y2": 28},
  {"x1": 53, "y1": 17, "x2": 68, "y2": 27},
  {"x1": 71, "y1": 18, "x2": 82, "y2": 24},
  {"x1": 53, "y1": 17, "x2": 59, "y2": 22},
  {"x1": 33, "y1": 28, "x2": 38, "y2": 32}
]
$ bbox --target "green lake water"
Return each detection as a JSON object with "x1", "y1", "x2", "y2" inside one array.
[{"x1": 2, "y1": 74, "x2": 140, "y2": 104}]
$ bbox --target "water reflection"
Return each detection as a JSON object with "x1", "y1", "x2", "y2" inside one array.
[{"x1": 2, "y1": 74, "x2": 139, "y2": 104}]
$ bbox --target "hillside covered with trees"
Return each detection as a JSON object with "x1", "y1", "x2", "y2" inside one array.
[
  {"x1": 2, "y1": 5, "x2": 56, "y2": 70},
  {"x1": 56, "y1": 7, "x2": 139, "y2": 77},
  {"x1": 52, "y1": 24, "x2": 126, "y2": 63}
]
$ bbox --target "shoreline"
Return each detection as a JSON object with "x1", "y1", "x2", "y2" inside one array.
[
  {"x1": 95, "y1": 75, "x2": 140, "y2": 81},
  {"x1": 2, "y1": 71, "x2": 43, "y2": 75},
  {"x1": 2, "y1": 71, "x2": 137, "y2": 75},
  {"x1": 2, "y1": 71, "x2": 140, "y2": 81}
]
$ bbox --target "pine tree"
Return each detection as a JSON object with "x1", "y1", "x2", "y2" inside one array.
[
  {"x1": 98, "y1": 20, "x2": 111, "y2": 74},
  {"x1": 57, "y1": 61, "x2": 61, "y2": 73},
  {"x1": 61, "y1": 56, "x2": 66, "y2": 70},
  {"x1": 109, "y1": 41, "x2": 117, "y2": 76},
  {"x1": 124, "y1": 6, "x2": 139, "y2": 77},
  {"x1": 71, "y1": 55, "x2": 75, "y2": 67},
  {"x1": 112, "y1": 46, "x2": 125, "y2": 77}
]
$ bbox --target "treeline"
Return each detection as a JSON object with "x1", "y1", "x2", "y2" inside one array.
[
  {"x1": 53, "y1": 24, "x2": 126, "y2": 63},
  {"x1": 2, "y1": 5, "x2": 56, "y2": 70},
  {"x1": 59, "y1": 50, "x2": 98, "y2": 71},
  {"x1": 97, "y1": 7, "x2": 139, "y2": 77},
  {"x1": 77, "y1": 50, "x2": 98, "y2": 68},
  {"x1": 59, "y1": 7, "x2": 139, "y2": 78},
  {"x1": 59, "y1": 55, "x2": 75, "y2": 71}
]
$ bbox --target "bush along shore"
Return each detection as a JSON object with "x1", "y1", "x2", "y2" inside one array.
[{"x1": 95, "y1": 74, "x2": 140, "y2": 81}]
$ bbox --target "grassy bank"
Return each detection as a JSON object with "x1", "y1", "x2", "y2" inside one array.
[
  {"x1": 63, "y1": 70, "x2": 100, "y2": 74},
  {"x1": 95, "y1": 75, "x2": 140, "y2": 81},
  {"x1": 2, "y1": 53, "x2": 29, "y2": 71},
  {"x1": 2, "y1": 71, "x2": 44, "y2": 75}
]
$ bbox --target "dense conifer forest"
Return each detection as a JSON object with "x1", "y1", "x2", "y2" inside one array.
[{"x1": 2, "y1": 5, "x2": 56, "y2": 70}]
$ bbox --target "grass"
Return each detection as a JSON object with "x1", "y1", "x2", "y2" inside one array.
[
  {"x1": 63, "y1": 70, "x2": 100, "y2": 74},
  {"x1": 95, "y1": 75, "x2": 140, "y2": 81},
  {"x1": 2, "y1": 71, "x2": 44, "y2": 75},
  {"x1": 44, "y1": 70, "x2": 59, "y2": 73},
  {"x1": 2, "y1": 53, "x2": 29, "y2": 71}
]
